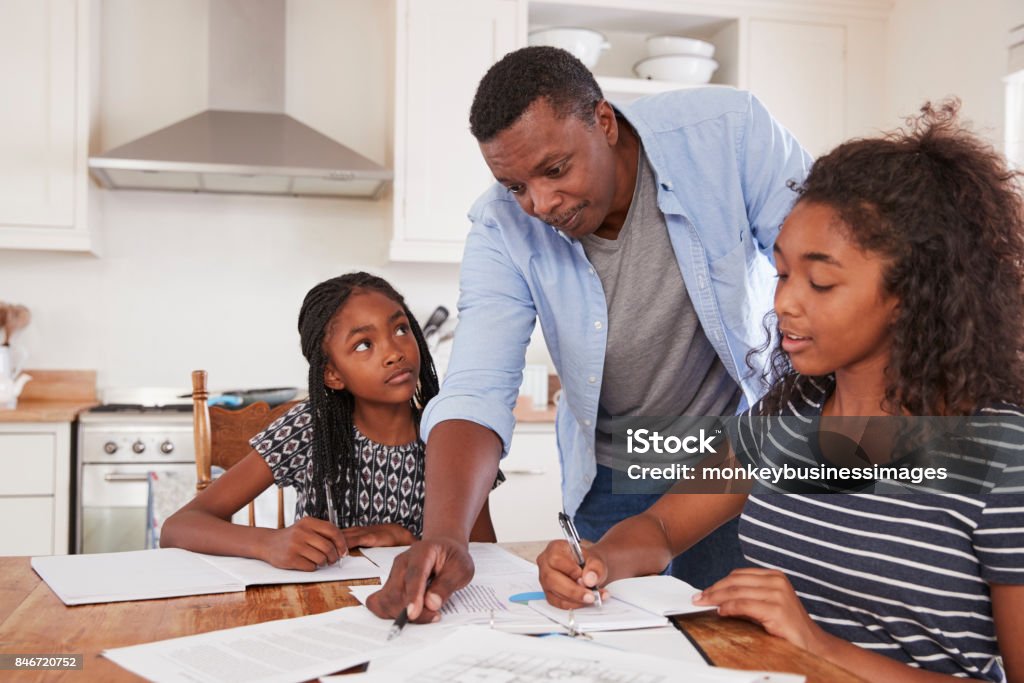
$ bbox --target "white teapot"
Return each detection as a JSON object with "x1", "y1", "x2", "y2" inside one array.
[{"x1": 0, "y1": 346, "x2": 30, "y2": 409}]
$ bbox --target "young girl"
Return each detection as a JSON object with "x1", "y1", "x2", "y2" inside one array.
[
  {"x1": 161, "y1": 272, "x2": 500, "y2": 570},
  {"x1": 538, "y1": 103, "x2": 1024, "y2": 682}
]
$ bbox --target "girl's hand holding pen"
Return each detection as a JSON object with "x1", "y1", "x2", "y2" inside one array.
[
  {"x1": 258, "y1": 517, "x2": 349, "y2": 571},
  {"x1": 537, "y1": 539, "x2": 610, "y2": 610}
]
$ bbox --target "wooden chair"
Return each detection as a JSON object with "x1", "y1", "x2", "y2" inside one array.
[{"x1": 191, "y1": 370, "x2": 298, "y2": 528}]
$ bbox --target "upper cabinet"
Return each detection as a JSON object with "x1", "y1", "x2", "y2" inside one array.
[
  {"x1": 0, "y1": 0, "x2": 97, "y2": 253},
  {"x1": 390, "y1": 0, "x2": 522, "y2": 263},
  {"x1": 391, "y1": 0, "x2": 889, "y2": 263}
]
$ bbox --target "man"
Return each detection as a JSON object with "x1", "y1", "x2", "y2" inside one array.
[{"x1": 367, "y1": 46, "x2": 811, "y2": 622}]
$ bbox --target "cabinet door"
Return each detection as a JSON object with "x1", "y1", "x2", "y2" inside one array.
[
  {"x1": 489, "y1": 424, "x2": 563, "y2": 543},
  {"x1": 391, "y1": 0, "x2": 521, "y2": 262},
  {"x1": 747, "y1": 19, "x2": 846, "y2": 158},
  {"x1": 0, "y1": 0, "x2": 93, "y2": 251}
]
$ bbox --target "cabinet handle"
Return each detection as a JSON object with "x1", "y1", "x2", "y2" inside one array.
[
  {"x1": 103, "y1": 473, "x2": 150, "y2": 482},
  {"x1": 502, "y1": 468, "x2": 546, "y2": 475}
]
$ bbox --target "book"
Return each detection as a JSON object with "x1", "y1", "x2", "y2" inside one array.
[
  {"x1": 31, "y1": 548, "x2": 380, "y2": 606},
  {"x1": 605, "y1": 574, "x2": 717, "y2": 616}
]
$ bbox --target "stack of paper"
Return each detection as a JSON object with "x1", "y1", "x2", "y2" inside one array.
[
  {"x1": 324, "y1": 626, "x2": 775, "y2": 683},
  {"x1": 31, "y1": 548, "x2": 380, "y2": 606}
]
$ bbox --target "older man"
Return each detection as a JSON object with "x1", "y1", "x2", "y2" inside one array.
[{"x1": 368, "y1": 46, "x2": 811, "y2": 622}]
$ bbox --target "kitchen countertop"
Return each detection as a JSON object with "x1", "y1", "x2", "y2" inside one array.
[{"x1": 0, "y1": 369, "x2": 97, "y2": 423}]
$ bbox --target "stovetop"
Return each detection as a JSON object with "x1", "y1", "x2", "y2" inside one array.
[{"x1": 87, "y1": 403, "x2": 193, "y2": 414}]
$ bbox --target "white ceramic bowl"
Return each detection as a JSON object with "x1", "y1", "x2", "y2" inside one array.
[
  {"x1": 528, "y1": 27, "x2": 610, "y2": 69},
  {"x1": 633, "y1": 54, "x2": 719, "y2": 84},
  {"x1": 646, "y1": 35, "x2": 715, "y2": 59}
]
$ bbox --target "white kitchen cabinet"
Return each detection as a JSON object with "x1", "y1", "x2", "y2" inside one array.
[
  {"x1": 0, "y1": 0, "x2": 97, "y2": 253},
  {"x1": 489, "y1": 422, "x2": 563, "y2": 543},
  {"x1": 0, "y1": 423, "x2": 72, "y2": 556},
  {"x1": 390, "y1": 0, "x2": 523, "y2": 263},
  {"x1": 392, "y1": 0, "x2": 888, "y2": 262}
]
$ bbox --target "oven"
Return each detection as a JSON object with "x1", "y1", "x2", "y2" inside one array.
[{"x1": 76, "y1": 404, "x2": 195, "y2": 554}]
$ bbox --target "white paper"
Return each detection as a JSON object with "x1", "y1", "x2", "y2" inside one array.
[
  {"x1": 201, "y1": 553, "x2": 380, "y2": 586},
  {"x1": 588, "y1": 625, "x2": 709, "y2": 665},
  {"x1": 365, "y1": 626, "x2": 764, "y2": 682},
  {"x1": 31, "y1": 548, "x2": 381, "y2": 606},
  {"x1": 605, "y1": 574, "x2": 717, "y2": 616},
  {"x1": 528, "y1": 597, "x2": 670, "y2": 632},
  {"x1": 103, "y1": 606, "x2": 445, "y2": 683},
  {"x1": 32, "y1": 549, "x2": 245, "y2": 605}
]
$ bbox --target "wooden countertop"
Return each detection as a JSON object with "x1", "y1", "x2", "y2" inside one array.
[{"x1": 0, "y1": 369, "x2": 97, "y2": 423}]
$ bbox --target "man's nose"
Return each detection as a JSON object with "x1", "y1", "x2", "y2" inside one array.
[{"x1": 529, "y1": 184, "x2": 562, "y2": 218}]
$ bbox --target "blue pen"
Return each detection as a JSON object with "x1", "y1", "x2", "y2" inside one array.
[{"x1": 558, "y1": 511, "x2": 603, "y2": 608}]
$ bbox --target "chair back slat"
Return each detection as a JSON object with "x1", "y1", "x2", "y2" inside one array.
[{"x1": 191, "y1": 369, "x2": 297, "y2": 529}]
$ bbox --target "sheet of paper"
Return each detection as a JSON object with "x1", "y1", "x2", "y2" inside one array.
[
  {"x1": 31, "y1": 549, "x2": 245, "y2": 605},
  {"x1": 32, "y1": 549, "x2": 383, "y2": 606},
  {"x1": 360, "y1": 543, "x2": 537, "y2": 581},
  {"x1": 365, "y1": 626, "x2": 765, "y2": 682},
  {"x1": 605, "y1": 574, "x2": 716, "y2": 616},
  {"x1": 103, "y1": 605, "x2": 446, "y2": 683},
  {"x1": 528, "y1": 597, "x2": 670, "y2": 632},
  {"x1": 201, "y1": 553, "x2": 381, "y2": 585},
  {"x1": 588, "y1": 625, "x2": 709, "y2": 665}
]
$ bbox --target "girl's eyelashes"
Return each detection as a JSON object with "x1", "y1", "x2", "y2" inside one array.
[
  {"x1": 396, "y1": 323, "x2": 409, "y2": 336},
  {"x1": 810, "y1": 282, "x2": 835, "y2": 292},
  {"x1": 354, "y1": 340, "x2": 371, "y2": 352}
]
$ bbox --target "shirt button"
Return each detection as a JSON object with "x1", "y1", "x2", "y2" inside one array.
[
  {"x1": 583, "y1": 419, "x2": 592, "y2": 426},
  {"x1": 588, "y1": 376, "x2": 597, "y2": 384},
  {"x1": 588, "y1": 267, "x2": 595, "y2": 275},
  {"x1": 594, "y1": 321, "x2": 603, "y2": 330}
]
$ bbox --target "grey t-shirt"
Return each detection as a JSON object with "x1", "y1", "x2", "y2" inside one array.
[{"x1": 580, "y1": 148, "x2": 741, "y2": 470}]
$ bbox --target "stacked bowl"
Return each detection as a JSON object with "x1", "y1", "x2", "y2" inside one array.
[
  {"x1": 634, "y1": 35, "x2": 718, "y2": 85},
  {"x1": 528, "y1": 27, "x2": 610, "y2": 69}
]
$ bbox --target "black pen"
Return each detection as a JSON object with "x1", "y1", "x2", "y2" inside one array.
[
  {"x1": 386, "y1": 576, "x2": 433, "y2": 640},
  {"x1": 558, "y1": 511, "x2": 602, "y2": 608}
]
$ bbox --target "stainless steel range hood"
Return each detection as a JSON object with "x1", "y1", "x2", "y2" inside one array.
[{"x1": 89, "y1": 0, "x2": 391, "y2": 199}]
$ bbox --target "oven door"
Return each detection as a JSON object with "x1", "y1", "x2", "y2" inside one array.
[{"x1": 78, "y1": 463, "x2": 195, "y2": 554}]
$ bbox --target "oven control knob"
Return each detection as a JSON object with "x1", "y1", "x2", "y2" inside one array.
[
  {"x1": 132, "y1": 440, "x2": 146, "y2": 454},
  {"x1": 160, "y1": 440, "x2": 174, "y2": 454},
  {"x1": 103, "y1": 441, "x2": 118, "y2": 455}
]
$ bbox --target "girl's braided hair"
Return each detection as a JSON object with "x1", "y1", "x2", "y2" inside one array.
[
  {"x1": 297, "y1": 272, "x2": 439, "y2": 520},
  {"x1": 751, "y1": 100, "x2": 1024, "y2": 416}
]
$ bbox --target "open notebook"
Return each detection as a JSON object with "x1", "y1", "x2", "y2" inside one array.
[
  {"x1": 527, "y1": 574, "x2": 715, "y2": 632},
  {"x1": 31, "y1": 548, "x2": 380, "y2": 606}
]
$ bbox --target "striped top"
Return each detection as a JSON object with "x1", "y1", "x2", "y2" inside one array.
[{"x1": 736, "y1": 375, "x2": 1024, "y2": 681}]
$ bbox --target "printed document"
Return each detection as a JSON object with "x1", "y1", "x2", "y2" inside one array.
[
  {"x1": 349, "y1": 626, "x2": 767, "y2": 682},
  {"x1": 104, "y1": 606, "x2": 445, "y2": 683}
]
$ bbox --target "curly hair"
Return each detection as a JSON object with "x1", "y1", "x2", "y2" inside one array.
[
  {"x1": 469, "y1": 46, "x2": 604, "y2": 142},
  {"x1": 297, "y1": 272, "x2": 439, "y2": 521},
  {"x1": 752, "y1": 100, "x2": 1024, "y2": 416}
]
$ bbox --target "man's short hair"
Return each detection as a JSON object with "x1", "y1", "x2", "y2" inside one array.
[{"x1": 469, "y1": 46, "x2": 605, "y2": 143}]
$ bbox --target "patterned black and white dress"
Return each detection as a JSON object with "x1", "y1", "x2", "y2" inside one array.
[
  {"x1": 734, "y1": 374, "x2": 1024, "y2": 681},
  {"x1": 250, "y1": 401, "x2": 504, "y2": 537}
]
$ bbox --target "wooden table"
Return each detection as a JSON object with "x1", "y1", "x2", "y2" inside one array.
[{"x1": 0, "y1": 547, "x2": 865, "y2": 683}]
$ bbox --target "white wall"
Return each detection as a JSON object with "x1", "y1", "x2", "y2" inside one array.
[
  {"x1": 0, "y1": 0, "x2": 468, "y2": 392},
  {"x1": 885, "y1": 0, "x2": 1018, "y2": 147}
]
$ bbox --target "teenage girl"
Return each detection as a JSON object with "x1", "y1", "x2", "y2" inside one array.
[
  {"x1": 161, "y1": 272, "x2": 499, "y2": 570},
  {"x1": 537, "y1": 103, "x2": 1024, "y2": 682}
]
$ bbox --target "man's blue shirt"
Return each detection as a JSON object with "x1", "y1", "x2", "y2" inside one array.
[{"x1": 422, "y1": 87, "x2": 812, "y2": 516}]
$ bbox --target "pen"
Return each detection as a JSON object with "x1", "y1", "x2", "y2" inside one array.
[
  {"x1": 558, "y1": 511, "x2": 603, "y2": 608},
  {"x1": 386, "y1": 576, "x2": 433, "y2": 640}
]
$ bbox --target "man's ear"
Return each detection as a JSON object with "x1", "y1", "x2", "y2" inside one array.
[
  {"x1": 323, "y1": 364, "x2": 345, "y2": 392},
  {"x1": 596, "y1": 99, "x2": 617, "y2": 145}
]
